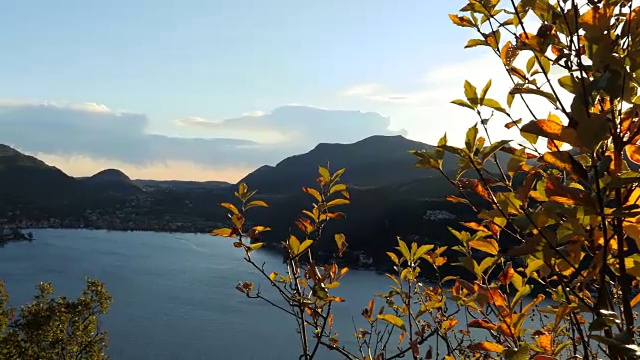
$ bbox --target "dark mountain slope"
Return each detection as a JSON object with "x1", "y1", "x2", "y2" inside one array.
[
  {"x1": 239, "y1": 135, "x2": 443, "y2": 194},
  {"x1": 82, "y1": 169, "x2": 143, "y2": 195}
]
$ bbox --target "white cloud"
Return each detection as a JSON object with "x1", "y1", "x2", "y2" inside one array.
[{"x1": 242, "y1": 110, "x2": 266, "y2": 117}]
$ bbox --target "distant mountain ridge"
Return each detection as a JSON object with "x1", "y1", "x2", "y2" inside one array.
[{"x1": 239, "y1": 135, "x2": 444, "y2": 194}]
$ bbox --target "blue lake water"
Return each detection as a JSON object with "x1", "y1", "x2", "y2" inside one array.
[{"x1": 0, "y1": 229, "x2": 402, "y2": 359}]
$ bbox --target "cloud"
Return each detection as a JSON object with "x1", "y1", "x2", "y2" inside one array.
[
  {"x1": 338, "y1": 52, "x2": 571, "y2": 148},
  {"x1": 0, "y1": 100, "x2": 406, "y2": 180},
  {"x1": 173, "y1": 105, "x2": 406, "y2": 145}
]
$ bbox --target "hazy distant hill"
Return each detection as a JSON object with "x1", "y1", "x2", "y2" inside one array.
[{"x1": 134, "y1": 179, "x2": 231, "y2": 191}]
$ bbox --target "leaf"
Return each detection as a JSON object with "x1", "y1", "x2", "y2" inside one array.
[
  {"x1": 334, "y1": 233, "x2": 347, "y2": 256},
  {"x1": 468, "y1": 319, "x2": 497, "y2": 331},
  {"x1": 245, "y1": 200, "x2": 269, "y2": 209},
  {"x1": 631, "y1": 292, "x2": 640, "y2": 309},
  {"x1": 499, "y1": 263, "x2": 515, "y2": 285},
  {"x1": 500, "y1": 41, "x2": 518, "y2": 66},
  {"x1": 326, "y1": 198, "x2": 350, "y2": 207},
  {"x1": 483, "y1": 98, "x2": 509, "y2": 115},
  {"x1": 387, "y1": 252, "x2": 399, "y2": 265},
  {"x1": 397, "y1": 239, "x2": 411, "y2": 260},
  {"x1": 448, "y1": 14, "x2": 475, "y2": 28},
  {"x1": 503, "y1": 344, "x2": 530, "y2": 360},
  {"x1": 248, "y1": 242, "x2": 264, "y2": 251},
  {"x1": 303, "y1": 187, "x2": 322, "y2": 202},
  {"x1": 465, "y1": 124, "x2": 479, "y2": 152},
  {"x1": 481, "y1": 140, "x2": 511, "y2": 162},
  {"x1": 464, "y1": 80, "x2": 478, "y2": 105},
  {"x1": 480, "y1": 79, "x2": 491, "y2": 105},
  {"x1": 297, "y1": 239, "x2": 314, "y2": 256},
  {"x1": 469, "y1": 239, "x2": 499, "y2": 255},
  {"x1": 541, "y1": 151, "x2": 589, "y2": 181},
  {"x1": 626, "y1": 144, "x2": 640, "y2": 165},
  {"x1": 220, "y1": 202, "x2": 239, "y2": 215},
  {"x1": 465, "y1": 38, "x2": 489, "y2": 48},
  {"x1": 318, "y1": 166, "x2": 331, "y2": 182},
  {"x1": 211, "y1": 228, "x2": 235, "y2": 237},
  {"x1": 377, "y1": 314, "x2": 406, "y2": 332},
  {"x1": 558, "y1": 74, "x2": 579, "y2": 94},
  {"x1": 509, "y1": 87, "x2": 557, "y2": 106},
  {"x1": 468, "y1": 342, "x2": 505, "y2": 353},
  {"x1": 288, "y1": 235, "x2": 301, "y2": 255},
  {"x1": 329, "y1": 184, "x2": 347, "y2": 194},
  {"x1": 520, "y1": 119, "x2": 581, "y2": 147},
  {"x1": 451, "y1": 99, "x2": 475, "y2": 110}
]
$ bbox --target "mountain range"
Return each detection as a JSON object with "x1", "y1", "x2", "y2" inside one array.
[{"x1": 0, "y1": 135, "x2": 487, "y2": 272}]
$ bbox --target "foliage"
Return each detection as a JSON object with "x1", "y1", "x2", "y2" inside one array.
[
  {"x1": 214, "y1": 0, "x2": 640, "y2": 359},
  {"x1": 0, "y1": 278, "x2": 112, "y2": 360}
]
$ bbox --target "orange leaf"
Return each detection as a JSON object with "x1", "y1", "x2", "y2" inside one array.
[
  {"x1": 499, "y1": 263, "x2": 515, "y2": 285},
  {"x1": 468, "y1": 319, "x2": 497, "y2": 331},
  {"x1": 626, "y1": 144, "x2": 640, "y2": 165},
  {"x1": 520, "y1": 119, "x2": 581, "y2": 147},
  {"x1": 537, "y1": 332, "x2": 553, "y2": 353},
  {"x1": 468, "y1": 342, "x2": 505, "y2": 353}
]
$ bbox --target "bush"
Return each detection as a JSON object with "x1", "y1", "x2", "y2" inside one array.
[{"x1": 215, "y1": 1, "x2": 640, "y2": 359}]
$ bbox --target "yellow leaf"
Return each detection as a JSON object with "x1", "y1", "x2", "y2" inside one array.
[
  {"x1": 289, "y1": 235, "x2": 301, "y2": 255},
  {"x1": 269, "y1": 272, "x2": 278, "y2": 281},
  {"x1": 298, "y1": 239, "x2": 314, "y2": 255},
  {"x1": 318, "y1": 166, "x2": 330, "y2": 182},
  {"x1": 397, "y1": 239, "x2": 411, "y2": 260},
  {"x1": 326, "y1": 198, "x2": 350, "y2": 207},
  {"x1": 329, "y1": 184, "x2": 347, "y2": 194},
  {"x1": 448, "y1": 14, "x2": 474, "y2": 28},
  {"x1": 220, "y1": 202, "x2": 239, "y2": 214},
  {"x1": 377, "y1": 314, "x2": 406, "y2": 332},
  {"x1": 469, "y1": 239, "x2": 499, "y2": 255},
  {"x1": 211, "y1": 228, "x2": 235, "y2": 237},
  {"x1": 441, "y1": 318, "x2": 459, "y2": 333},
  {"x1": 414, "y1": 244, "x2": 434, "y2": 259},
  {"x1": 303, "y1": 187, "x2": 322, "y2": 202},
  {"x1": 468, "y1": 341, "x2": 505, "y2": 353},
  {"x1": 334, "y1": 233, "x2": 347, "y2": 256},
  {"x1": 245, "y1": 200, "x2": 269, "y2": 209},
  {"x1": 387, "y1": 252, "x2": 399, "y2": 265},
  {"x1": 249, "y1": 242, "x2": 264, "y2": 251},
  {"x1": 631, "y1": 292, "x2": 640, "y2": 308}
]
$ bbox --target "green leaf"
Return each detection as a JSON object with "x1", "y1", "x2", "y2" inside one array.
[
  {"x1": 464, "y1": 80, "x2": 479, "y2": 105},
  {"x1": 377, "y1": 314, "x2": 407, "y2": 332},
  {"x1": 511, "y1": 285, "x2": 532, "y2": 310},
  {"x1": 558, "y1": 75, "x2": 579, "y2": 93},
  {"x1": 329, "y1": 184, "x2": 346, "y2": 195},
  {"x1": 503, "y1": 343, "x2": 530, "y2": 360}
]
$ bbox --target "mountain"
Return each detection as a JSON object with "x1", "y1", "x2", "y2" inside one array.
[
  {"x1": 82, "y1": 169, "x2": 143, "y2": 195},
  {"x1": 0, "y1": 144, "x2": 80, "y2": 206},
  {"x1": 133, "y1": 179, "x2": 231, "y2": 191},
  {"x1": 239, "y1": 135, "x2": 447, "y2": 194}
]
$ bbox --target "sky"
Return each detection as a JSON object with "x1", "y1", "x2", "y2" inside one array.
[{"x1": 0, "y1": 0, "x2": 542, "y2": 182}]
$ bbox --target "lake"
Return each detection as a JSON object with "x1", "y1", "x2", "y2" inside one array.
[{"x1": 0, "y1": 229, "x2": 413, "y2": 359}]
